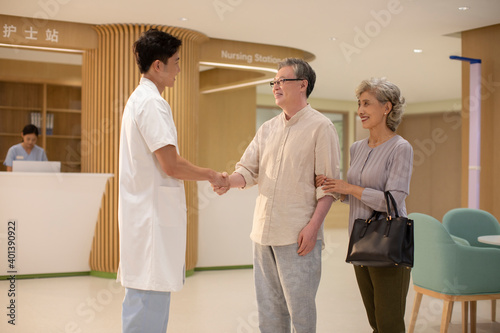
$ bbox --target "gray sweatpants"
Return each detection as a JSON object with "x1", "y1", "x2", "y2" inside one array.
[{"x1": 253, "y1": 240, "x2": 322, "y2": 333}]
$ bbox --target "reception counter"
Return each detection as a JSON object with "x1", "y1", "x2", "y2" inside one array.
[{"x1": 0, "y1": 172, "x2": 112, "y2": 276}]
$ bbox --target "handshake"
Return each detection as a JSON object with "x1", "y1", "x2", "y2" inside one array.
[{"x1": 210, "y1": 171, "x2": 231, "y2": 195}]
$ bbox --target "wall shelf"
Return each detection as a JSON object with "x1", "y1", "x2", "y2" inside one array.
[{"x1": 0, "y1": 80, "x2": 82, "y2": 172}]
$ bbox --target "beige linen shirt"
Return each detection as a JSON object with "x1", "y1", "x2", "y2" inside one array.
[{"x1": 235, "y1": 104, "x2": 341, "y2": 246}]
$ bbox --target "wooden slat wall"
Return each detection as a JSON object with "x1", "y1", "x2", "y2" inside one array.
[
  {"x1": 397, "y1": 112, "x2": 461, "y2": 221},
  {"x1": 82, "y1": 24, "x2": 208, "y2": 273},
  {"x1": 461, "y1": 25, "x2": 500, "y2": 218}
]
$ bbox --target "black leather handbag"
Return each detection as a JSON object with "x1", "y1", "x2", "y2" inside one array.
[{"x1": 346, "y1": 191, "x2": 414, "y2": 267}]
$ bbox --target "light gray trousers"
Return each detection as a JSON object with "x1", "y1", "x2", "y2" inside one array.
[
  {"x1": 253, "y1": 240, "x2": 322, "y2": 333},
  {"x1": 122, "y1": 288, "x2": 171, "y2": 333}
]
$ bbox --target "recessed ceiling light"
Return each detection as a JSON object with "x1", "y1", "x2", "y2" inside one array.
[
  {"x1": 179, "y1": 17, "x2": 188, "y2": 21},
  {"x1": 413, "y1": 49, "x2": 423, "y2": 53},
  {"x1": 458, "y1": 6, "x2": 470, "y2": 11},
  {"x1": 329, "y1": 37, "x2": 337, "y2": 41}
]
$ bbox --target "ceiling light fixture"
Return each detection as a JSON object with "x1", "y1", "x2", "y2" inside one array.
[
  {"x1": 199, "y1": 61, "x2": 278, "y2": 94},
  {"x1": 201, "y1": 78, "x2": 273, "y2": 94},
  {"x1": 458, "y1": 6, "x2": 470, "y2": 11},
  {"x1": 413, "y1": 49, "x2": 423, "y2": 53},
  {"x1": 179, "y1": 17, "x2": 188, "y2": 21},
  {"x1": 329, "y1": 37, "x2": 337, "y2": 41},
  {"x1": 0, "y1": 43, "x2": 83, "y2": 54},
  {"x1": 199, "y1": 61, "x2": 278, "y2": 74}
]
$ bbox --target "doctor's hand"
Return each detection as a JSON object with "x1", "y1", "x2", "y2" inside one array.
[{"x1": 210, "y1": 172, "x2": 230, "y2": 195}]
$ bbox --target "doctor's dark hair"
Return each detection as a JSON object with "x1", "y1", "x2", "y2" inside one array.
[
  {"x1": 22, "y1": 124, "x2": 39, "y2": 136},
  {"x1": 356, "y1": 77, "x2": 406, "y2": 132},
  {"x1": 133, "y1": 29, "x2": 182, "y2": 74},
  {"x1": 278, "y1": 58, "x2": 316, "y2": 98}
]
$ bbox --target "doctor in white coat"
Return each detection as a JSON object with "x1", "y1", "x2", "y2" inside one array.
[{"x1": 118, "y1": 29, "x2": 228, "y2": 333}]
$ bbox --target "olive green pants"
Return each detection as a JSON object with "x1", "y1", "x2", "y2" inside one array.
[{"x1": 353, "y1": 265, "x2": 411, "y2": 333}]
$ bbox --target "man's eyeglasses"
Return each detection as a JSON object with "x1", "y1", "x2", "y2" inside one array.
[{"x1": 269, "y1": 78, "x2": 304, "y2": 87}]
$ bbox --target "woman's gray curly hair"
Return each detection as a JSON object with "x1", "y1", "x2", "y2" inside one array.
[{"x1": 355, "y1": 78, "x2": 406, "y2": 132}]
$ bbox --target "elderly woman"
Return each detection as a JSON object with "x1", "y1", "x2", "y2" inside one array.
[{"x1": 318, "y1": 78, "x2": 413, "y2": 333}]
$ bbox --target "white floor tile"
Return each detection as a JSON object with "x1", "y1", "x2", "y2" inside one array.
[{"x1": 1, "y1": 228, "x2": 498, "y2": 332}]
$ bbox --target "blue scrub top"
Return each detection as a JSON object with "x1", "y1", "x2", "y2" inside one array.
[{"x1": 3, "y1": 143, "x2": 48, "y2": 167}]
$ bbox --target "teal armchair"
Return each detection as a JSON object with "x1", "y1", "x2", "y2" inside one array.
[
  {"x1": 443, "y1": 208, "x2": 500, "y2": 248},
  {"x1": 443, "y1": 208, "x2": 500, "y2": 322},
  {"x1": 407, "y1": 213, "x2": 500, "y2": 333}
]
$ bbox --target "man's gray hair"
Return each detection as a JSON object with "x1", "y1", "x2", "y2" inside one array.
[{"x1": 278, "y1": 58, "x2": 316, "y2": 98}]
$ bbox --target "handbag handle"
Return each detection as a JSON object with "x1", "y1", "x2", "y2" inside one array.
[
  {"x1": 367, "y1": 210, "x2": 381, "y2": 221},
  {"x1": 358, "y1": 192, "x2": 399, "y2": 238},
  {"x1": 358, "y1": 211, "x2": 382, "y2": 237},
  {"x1": 384, "y1": 191, "x2": 400, "y2": 219}
]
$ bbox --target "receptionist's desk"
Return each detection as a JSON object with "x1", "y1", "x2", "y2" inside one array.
[{"x1": 0, "y1": 172, "x2": 112, "y2": 276}]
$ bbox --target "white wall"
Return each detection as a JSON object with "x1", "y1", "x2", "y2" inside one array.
[{"x1": 197, "y1": 181, "x2": 257, "y2": 268}]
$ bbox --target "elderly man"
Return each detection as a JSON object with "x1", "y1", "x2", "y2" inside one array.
[{"x1": 215, "y1": 58, "x2": 340, "y2": 332}]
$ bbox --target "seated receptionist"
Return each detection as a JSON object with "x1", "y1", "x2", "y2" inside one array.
[{"x1": 3, "y1": 124, "x2": 48, "y2": 172}]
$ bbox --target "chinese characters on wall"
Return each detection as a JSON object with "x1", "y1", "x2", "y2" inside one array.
[{"x1": 3, "y1": 24, "x2": 59, "y2": 43}]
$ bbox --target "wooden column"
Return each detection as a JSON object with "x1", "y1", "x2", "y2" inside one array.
[
  {"x1": 461, "y1": 24, "x2": 500, "y2": 218},
  {"x1": 82, "y1": 24, "x2": 208, "y2": 274}
]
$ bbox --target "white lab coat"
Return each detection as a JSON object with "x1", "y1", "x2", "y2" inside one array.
[{"x1": 117, "y1": 77, "x2": 187, "y2": 292}]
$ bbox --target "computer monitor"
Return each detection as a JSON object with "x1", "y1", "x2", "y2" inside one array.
[{"x1": 12, "y1": 161, "x2": 61, "y2": 173}]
